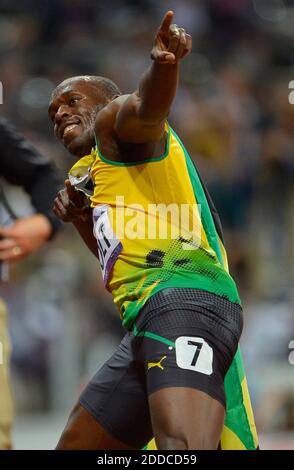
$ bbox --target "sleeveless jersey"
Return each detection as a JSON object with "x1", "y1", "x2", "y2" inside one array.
[{"x1": 89, "y1": 124, "x2": 240, "y2": 329}]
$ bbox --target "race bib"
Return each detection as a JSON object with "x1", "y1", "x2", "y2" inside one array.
[
  {"x1": 175, "y1": 336, "x2": 213, "y2": 375},
  {"x1": 93, "y1": 205, "x2": 123, "y2": 284}
]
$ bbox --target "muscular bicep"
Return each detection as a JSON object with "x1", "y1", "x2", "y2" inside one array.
[{"x1": 114, "y1": 92, "x2": 165, "y2": 143}]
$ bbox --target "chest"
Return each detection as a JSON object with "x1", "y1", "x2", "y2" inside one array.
[{"x1": 95, "y1": 131, "x2": 166, "y2": 164}]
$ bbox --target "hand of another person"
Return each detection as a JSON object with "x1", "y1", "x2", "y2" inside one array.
[{"x1": 0, "y1": 214, "x2": 52, "y2": 261}]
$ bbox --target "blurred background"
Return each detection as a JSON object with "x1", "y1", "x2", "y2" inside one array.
[{"x1": 0, "y1": 0, "x2": 294, "y2": 449}]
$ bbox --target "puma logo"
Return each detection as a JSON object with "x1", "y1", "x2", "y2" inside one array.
[{"x1": 148, "y1": 355, "x2": 167, "y2": 371}]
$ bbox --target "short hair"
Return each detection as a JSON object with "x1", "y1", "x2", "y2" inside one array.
[
  {"x1": 91, "y1": 76, "x2": 122, "y2": 100},
  {"x1": 55, "y1": 75, "x2": 121, "y2": 101}
]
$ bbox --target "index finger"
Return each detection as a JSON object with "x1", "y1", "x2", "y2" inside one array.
[
  {"x1": 65, "y1": 179, "x2": 77, "y2": 198},
  {"x1": 159, "y1": 10, "x2": 174, "y2": 34}
]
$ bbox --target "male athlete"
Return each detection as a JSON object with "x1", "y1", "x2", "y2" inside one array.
[{"x1": 50, "y1": 11, "x2": 258, "y2": 450}]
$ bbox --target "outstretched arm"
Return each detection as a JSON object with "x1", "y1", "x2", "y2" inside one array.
[{"x1": 114, "y1": 11, "x2": 192, "y2": 143}]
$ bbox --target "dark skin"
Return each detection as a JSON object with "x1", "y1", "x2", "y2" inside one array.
[{"x1": 52, "y1": 11, "x2": 225, "y2": 450}]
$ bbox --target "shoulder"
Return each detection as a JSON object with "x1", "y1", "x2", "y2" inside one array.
[{"x1": 94, "y1": 94, "x2": 131, "y2": 134}]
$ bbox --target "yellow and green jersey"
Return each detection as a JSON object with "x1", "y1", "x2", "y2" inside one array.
[
  {"x1": 68, "y1": 123, "x2": 258, "y2": 450},
  {"x1": 89, "y1": 124, "x2": 240, "y2": 329}
]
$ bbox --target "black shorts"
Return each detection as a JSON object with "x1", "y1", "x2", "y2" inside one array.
[{"x1": 79, "y1": 288, "x2": 243, "y2": 449}]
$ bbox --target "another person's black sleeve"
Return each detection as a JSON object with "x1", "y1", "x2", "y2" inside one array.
[{"x1": 0, "y1": 117, "x2": 63, "y2": 236}]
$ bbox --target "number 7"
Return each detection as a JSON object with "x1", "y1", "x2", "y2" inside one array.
[{"x1": 188, "y1": 340, "x2": 203, "y2": 366}]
